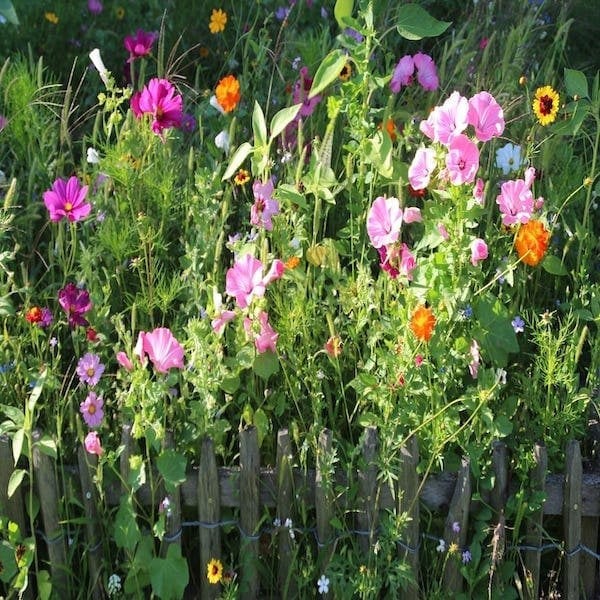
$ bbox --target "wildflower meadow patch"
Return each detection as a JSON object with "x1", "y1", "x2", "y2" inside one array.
[{"x1": 1, "y1": 0, "x2": 600, "y2": 598}]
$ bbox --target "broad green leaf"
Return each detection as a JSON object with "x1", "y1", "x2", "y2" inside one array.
[
  {"x1": 493, "y1": 415, "x2": 513, "y2": 437},
  {"x1": 128, "y1": 454, "x2": 146, "y2": 491},
  {"x1": 0, "y1": 405, "x2": 24, "y2": 428},
  {"x1": 8, "y1": 468, "x2": 26, "y2": 498},
  {"x1": 27, "y1": 369, "x2": 47, "y2": 413},
  {"x1": 150, "y1": 545, "x2": 189, "y2": 600},
  {"x1": 0, "y1": 296, "x2": 15, "y2": 316},
  {"x1": 275, "y1": 183, "x2": 308, "y2": 209},
  {"x1": 253, "y1": 351, "x2": 280, "y2": 381},
  {"x1": 36, "y1": 570, "x2": 52, "y2": 600},
  {"x1": 156, "y1": 449, "x2": 187, "y2": 494},
  {"x1": 473, "y1": 297, "x2": 519, "y2": 367},
  {"x1": 124, "y1": 536, "x2": 152, "y2": 594},
  {"x1": 253, "y1": 407, "x2": 270, "y2": 447},
  {"x1": 34, "y1": 435, "x2": 57, "y2": 460},
  {"x1": 220, "y1": 374, "x2": 240, "y2": 394},
  {"x1": 0, "y1": 0, "x2": 19, "y2": 25},
  {"x1": 12, "y1": 428, "x2": 24, "y2": 465},
  {"x1": 396, "y1": 4, "x2": 451, "y2": 40},
  {"x1": 269, "y1": 103, "x2": 301, "y2": 142},
  {"x1": 541, "y1": 254, "x2": 568, "y2": 276},
  {"x1": 114, "y1": 496, "x2": 141, "y2": 551},
  {"x1": 334, "y1": 0, "x2": 353, "y2": 28},
  {"x1": 308, "y1": 50, "x2": 347, "y2": 99},
  {"x1": 252, "y1": 101, "x2": 267, "y2": 149},
  {"x1": 564, "y1": 68, "x2": 589, "y2": 99},
  {"x1": 222, "y1": 142, "x2": 253, "y2": 180}
]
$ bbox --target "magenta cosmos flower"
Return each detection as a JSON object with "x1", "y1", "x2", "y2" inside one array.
[
  {"x1": 467, "y1": 91, "x2": 505, "y2": 142},
  {"x1": 84, "y1": 431, "x2": 103, "y2": 456},
  {"x1": 124, "y1": 29, "x2": 158, "y2": 62},
  {"x1": 80, "y1": 392, "x2": 104, "y2": 427},
  {"x1": 131, "y1": 78, "x2": 183, "y2": 138},
  {"x1": 43, "y1": 176, "x2": 91, "y2": 223},
  {"x1": 225, "y1": 254, "x2": 284, "y2": 309},
  {"x1": 251, "y1": 179, "x2": 279, "y2": 231},
  {"x1": 76, "y1": 353, "x2": 105, "y2": 386},
  {"x1": 58, "y1": 283, "x2": 92, "y2": 328},
  {"x1": 138, "y1": 327, "x2": 184, "y2": 374}
]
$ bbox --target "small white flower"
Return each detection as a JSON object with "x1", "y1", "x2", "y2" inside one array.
[
  {"x1": 215, "y1": 130, "x2": 230, "y2": 153},
  {"x1": 273, "y1": 517, "x2": 281, "y2": 527},
  {"x1": 87, "y1": 147, "x2": 101, "y2": 164},
  {"x1": 89, "y1": 48, "x2": 110, "y2": 88},
  {"x1": 495, "y1": 368, "x2": 507, "y2": 386},
  {"x1": 107, "y1": 573, "x2": 122, "y2": 596},
  {"x1": 495, "y1": 142, "x2": 523, "y2": 176},
  {"x1": 436, "y1": 539, "x2": 446, "y2": 553},
  {"x1": 317, "y1": 574, "x2": 329, "y2": 595},
  {"x1": 210, "y1": 94, "x2": 226, "y2": 115}
]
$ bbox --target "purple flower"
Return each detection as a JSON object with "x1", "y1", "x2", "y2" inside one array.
[
  {"x1": 251, "y1": 179, "x2": 279, "y2": 230},
  {"x1": 390, "y1": 55, "x2": 414, "y2": 93},
  {"x1": 275, "y1": 6, "x2": 291, "y2": 20},
  {"x1": 452, "y1": 521, "x2": 460, "y2": 534},
  {"x1": 344, "y1": 28, "x2": 364, "y2": 43},
  {"x1": 131, "y1": 78, "x2": 183, "y2": 139},
  {"x1": 40, "y1": 307, "x2": 54, "y2": 328},
  {"x1": 43, "y1": 176, "x2": 91, "y2": 223},
  {"x1": 462, "y1": 549, "x2": 472, "y2": 564},
  {"x1": 76, "y1": 353, "x2": 105, "y2": 386},
  {"x1": 80, "y1": 391, "x2": 104, "y2": 427},
  {"x1": 180, "y1": 112, "x2": 197, "y2": 133},
  {"x1": 87, "y1": 0, "x2": 103, "y2": 15},
  {"x1": 512, "y1": 316, "x2": 525, "y2": 333},
  {"x1": 124, "y1": 29, "x2": 158, "y2": 62},
  {"x1": 58, "y1": 282, "x2": 92, "y2": 328},
  {"x1": 0, "y1": 115, "x2": 7, "y2": 131}
]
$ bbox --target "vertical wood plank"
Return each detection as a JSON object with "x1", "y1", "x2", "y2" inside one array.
[
  {"x1": 316, "y1": 429, "x2": 333, "y2": 573},
  {"x1": 581, "y1": 516, "x2": 598, "y2": 599},
  {"x1": 276, "y1": 429, "x2": 295, "y2": 598},
  {"x1": 161, "y1": 431, "x2": 182, "y2": 556},
  {"x1": 198, "y1": 436, "x2": 221, "y2": 600},
  {"x1": 524, "y1": 443, "x2": 547, "y2": 600},
  {"x1": 397, "y1": 436, "x2": 420, "y2": 594},
  {"x1": 32, "y1": 429, "x2": 68, "y2": 595},
  {"x1": 443, "y1": 456, "x2": 471, "y2": 593},
  {"x1": 489, "y1": 441, "x2": 508, "y2": 591},
  {"x1": 239, "y1": 427, "x2": 260, "y2": 599},
  {"x1": 358, "y1": 427, "x2": 379, "y2": 555},
  {"x1": 563, "y1": 440, "x2": 582, "y2": 600},
  {"x1": 77, "y1": 445, "x2": 104, "y2": 599}
]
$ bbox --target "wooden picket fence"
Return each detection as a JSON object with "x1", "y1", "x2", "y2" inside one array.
[{"x1": 1, "y1": 426, "x2": 600, "y2": 599}]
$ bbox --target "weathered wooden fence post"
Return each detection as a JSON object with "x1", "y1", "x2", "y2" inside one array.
[
  {"x1": 276, "y1": 428, "x2": 296, "y2": 598},
  {"x1": 198, "y1": 436, "x2": 221, "y2": 600},
  {"x1": 563, "y1": 440, "x2": 582, "y2": 600},
  {"x1": 239, "y1": 427, "x2": 260, "y2": 599},
  {"x1": 489, "y1": 441, "x2": 508, "y2": 592},
  {"x1": 316, "y1": 428, "x2": 334, "y2": 579},
  {"x1": 358, "y1": 427, "x2": 379, "y2": 555}
]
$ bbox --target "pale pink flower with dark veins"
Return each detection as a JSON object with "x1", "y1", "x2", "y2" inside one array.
[
  {"x1": 251, "y1": 179, "x2": 279, "y2": 230},
  {"x1": 470, "y1": 238, "x2": 488, "y2": 266},
  {"x1": 445, "y1": 134, "x2": 480, "y2": 185},
  {"x1": 496, "y1": 177, "x2": 535, "y2": 226},
  {"x1": 413, "y1": 52, "x2": 439, "y2": 91},
  {"x1": 43, "y1": 176, "x2": 91, "y2": 222},
  {"x1": 467, "y1": 91, "x2": 505, "y2": 142},
  {"x1": 420, "y1": 91, "x2": 469, "y2": 145},
  {"x1": 408, "y1": 147, "x2": 436, "y2": 191},
  {"x1": 140, "y1": 327, "x2": 185, "y2": 374},
  {"x1": 226, "y1": 254, "x2": 267, "y2": 308},
  {"x1": 366, "y1": 196, "x2": 403, "y2": 249},
  {"x1": 390, "y1": 55, "x2": 414, "y2": 93}
]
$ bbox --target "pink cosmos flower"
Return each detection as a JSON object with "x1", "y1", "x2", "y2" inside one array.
[
  {"x1": 43, "y1": 176, "x2": 91, "y2": 223},
  {"x1": 420, "y1": 91, "x2": 469, "y2": 145},
  {"x1": 496, "y1": 178, "x2": 534, "y2": 226},
  {"x1": 413, "y1": 52, "x2": 439, "y2": 91},
  {"x1": 468, "y1": 339, "x2": 480, "y2": 379},
  {"x1": 88, "y1": 0, "x2": 103, "y2": 15},
  {"x1": 390, "y1": 55, "x2": 414, "y2": 93},
  {"x1": 140, "y1": 327, "x2": 185, "y2": 374},
  {"x1": 255, "y1": 311, "x2": 278, "y2": 354},
  {"x1": 132, "y1": 78, "x2": 183, "y2": 138},
  {"x1": 408, "y1": 147, "x2": 437, "y2": 191},
  {"x1": 445, "y1": 134, "x2": 480, "y2": 185},
  {"x1": 124, "y1": 29, "x2": 158, "y2": 62},
  {"x1": 76, "y1": 353, "x2": 105, "y2": 386},
  {"x1": 467, "y1": 91, "x2": 505, "y2": 142},
  {"x1": 470, "y1": 238, "x2": 488, "y2": 266},
  {"x1": 84, "y1": 431, "x2": 103, "y2": 456},
  {"x1": 58, "y1": 283, "x2": 92, "y2": 328},
  {"x1": 80, "y1": 392, "x2": 104, "y2": 428},
  {"x1": 251, "y1": 179, "x2": 279, "y2": 230},
  {"x1": 366, "y1": 196, "x2": 404, "y2": 249}
]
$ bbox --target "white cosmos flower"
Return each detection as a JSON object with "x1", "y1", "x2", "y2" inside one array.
[{"x1": 215, "y1": 130, "x2": 230, "y2": 153}]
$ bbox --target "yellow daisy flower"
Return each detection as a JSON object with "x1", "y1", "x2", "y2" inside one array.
[
  {"x1": 115, "y1": 6, "x2": 125, "y2": 20},
  {"x1": 45, "y1": 12, "x2": 59, "y2": 24},
  {"x1": 207, "y1": 558, "x2": 223, "y2": 585},
  {"x1": 532, "y1": 85, "x2": 560, "y2": 126},
  {"x1": 209, "y1": 8, "x2": 227, "y2": 34}
]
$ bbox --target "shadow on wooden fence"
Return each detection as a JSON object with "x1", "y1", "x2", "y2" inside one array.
[{"x1": 1, "y1": 427, "x2": 600, "y2": 599}]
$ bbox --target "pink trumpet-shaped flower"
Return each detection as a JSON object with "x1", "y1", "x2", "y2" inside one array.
[
  {"x1": 139, "y1": 327, "x2": 184, "y2": 374},
  {"x1": 366, "y1": 196, "x2": 403, "y2": 249},
  {"x1": 420, "y1": 91, "x2": 469, "y2": 145},
  {"x1": 413, "y1": 52, "x2": 439, "y2": 91},
  {"x1": 470, "y1": 238, "x2": 488, "y2": 266},
  {"x1": 445, "y1": 134, "x2": 480, "y2": 185},
  {"x1": 467, "y1": 91, "x2": 505, "y2": 142},
  {"x1": 84, "y1": 431, "x2": 103, "y2": 456},
  {"x1": 408, "y1": 147, "x2": 436, "y2": 191},
  {"x1": 226, "y1": 254, "x2": 267, "y2": 308},
  {"x1": 43, "y1": 176, "x2": 91, "y2": 223},
  {"x1": 255, "y1": 311, "x2": 278, "y2": 354},
  {"x1": 124, "y1": 29, "x2": 158, "y2": 62},
  {"x1": 390, "y1": 55, "x2": 414, "y2": 93}
]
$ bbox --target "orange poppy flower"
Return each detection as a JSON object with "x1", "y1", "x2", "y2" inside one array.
[
  {"x1": 215, "y1": 75, "x2": 240, "y2": 113},
  {"x1": 514, "y1": 220, "x2": 550, "y2": 266},
  {"x1": 410, "y1": 305, "x2": 436, "y2": 342}
]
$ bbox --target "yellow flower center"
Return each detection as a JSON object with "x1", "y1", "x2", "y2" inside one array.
[
  {"x1": 64, "y1": 202, "x2": 73, "y2": 211},
  {"x1": 86, "y1": 367, "x2": 95, "y2": 377}
]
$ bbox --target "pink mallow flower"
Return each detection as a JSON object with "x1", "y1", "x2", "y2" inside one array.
[
  {"x1": 496, "y1": 168, "x2": 541, "y2": 226},
  {"x1": 255, "y1": 311, "x2": 279, "y2": 354},
  {"x1": 76, "y1": 353, "x2": 105, "y2": 386},
  {"x1": 132, "y1": 78, "x2": 183, "y2": 138},
  {"x1": 251, "y1": 179, "x2": 279, "y2": 230},
  {"x1": 473, "y1": 178, "x2": 485, "y2": 206},
  {"x1": 294, "y1": 66, "x2": 321, "y2": 118},
  {"x1": 124, "y1": 29, "x2": 158, "y2": 62},
  {"x1": 80, "y1": 392, "x2": 104, "y2": 428},
  {"x1": 445, "y1": 134, "x2": 480, "y2": 185},
  {"x1": 43, "y1": 176, "x2": 91, "y2": 223},
  {"x1": 467, "y1": 91, "x2": 505, "y2": 142},
  {"x1": 58, "y1": 283, "x2": 92, "y2": 328},
  {"x1": 408, "y1": 147, "x2": 436, "y2": 191},
  {"x1": 226, "y1": 254, "x2": 284, "y2": 309},
  {"x1": 470, "y1": 238, "x2": 488, "y2": 266},
  {"x1": 116, "y1": 351, "x2": 133, "y2": 371},
  {"x1": 420, "y1": 91, "x2": 469, "y2": 145},
  {"x1": 378, "y1": 243, "x2": 416, "y2": 280},
  {"x1": 366, "y1": 196, "x2": 404, "y2": 249},
  {"x1": 390, "y1": 55, "x2": 414, "y2": 93},
  {"x1": 139, "y1": 327, "x2": 185, "y2": 374},
  {"x1": 84, "y1": 431, "x2": 103, "y2": 456},
  {"x1": 413, "y1": 52, "x2": 439, "y2": 91}
]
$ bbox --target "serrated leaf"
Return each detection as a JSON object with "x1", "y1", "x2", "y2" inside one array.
[
  {"x1": 334, "y1": 0, "x2": 353, "y2": 28},
  {"x1": 564, "y1": 68, "x2": 589, "y2": 99},
  {"x1": 222, "y1": 142, "x2": 253, "y2": 180},
  {"x1": 8, "y1": 468, "x2": 26, "y2": 498},
  {"x1": 308, "y1": 50, "x2": 348, "y2": 99},
  {"x1": 156, "y1": 449, "x2": 187, "y2": 494},
  {"x1": 396, "y1": 4, "x2": 451, "y2": 40},
  {"x1": 542, "y1": 254, "x2": 568, "y2": 276},
  {"x1": 252, "y1": 351, "x2": 280, "y2": 381},
  {"x1": 269, "y1": 103, "x2": 301, "y2": 142}
]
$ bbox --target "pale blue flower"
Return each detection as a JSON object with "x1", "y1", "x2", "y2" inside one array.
[{"x1": 495, "y1": 143, "x2": 523, "y2": 175}]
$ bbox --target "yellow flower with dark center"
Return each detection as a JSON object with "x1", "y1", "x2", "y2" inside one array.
[
  {"x1": 234, "y1": 168, "x2": 250, "y2": 186},
  {"x1": 115, "y1": 6, "x2": 125, "y2": 20},
  {"x1": 209, "y1": 8, "x2": 227, "y2": 34},
  {"x1": 339, "y1": 62, "x2": 352, "y2": 81},
  {"x1": 532, "y1": 85, "x2": 559, "y2": 126},
  {"x1": 45, "y1": 12, "x2": 59, "y2": 24},
  {"x1": 207, "y1": 558, "x2": 223, "y2": 584}
]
